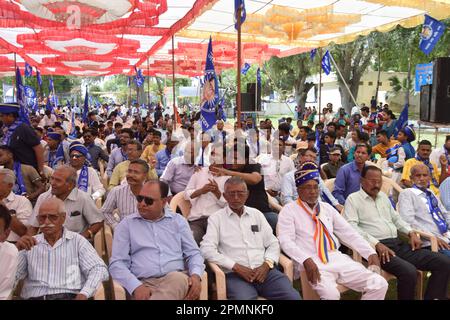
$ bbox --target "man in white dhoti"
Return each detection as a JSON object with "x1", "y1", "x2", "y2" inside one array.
[{"x1": 277, "y1": 162, "x2": 388, "y2": 300}]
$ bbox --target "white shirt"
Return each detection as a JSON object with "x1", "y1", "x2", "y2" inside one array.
[
  {"x1": 278, "y1": 200, "x2": 375, "y2": 270},
  {"x1": 2, "y1": 192, "x2": 33, "y2": 242},
  {"x1": 258, "y1": 154, "x2": 295, "y2": 192},
  {"x1": 430, "y1": 146, "x2": 447, "y2": 171},
  {"x1": 184, "y1": 167, "x2": 229, "y2": 221},
  {"x1": 39, "y1": 114, "x2": 57, "y2": 127},
  {"x1": 200, "y1": 205, "x2": 280, "y2": 272},
  {"x1": 0, "y1": 241, "x2": 18, "y2": 300},
  {"x1": 76, "y1": 167, "x2": 105, "y2": 200},
  {"x1": 101, "y1": 184, "x2": 138, "y2": 229},
  {"x1": 398, "y1": 187, "x2": 450, "y2": 244}
]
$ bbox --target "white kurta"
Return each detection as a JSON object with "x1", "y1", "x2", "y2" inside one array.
[{"x1": 278, "y1": 200, "x2": 388, "y2": 300}]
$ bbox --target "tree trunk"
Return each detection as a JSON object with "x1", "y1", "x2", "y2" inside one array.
[
  {"x1": 375, "y1": 49, "x2": 381, "y2": 104},
  {"x1": 294, "y1": 76, "x2": 314, "y2": 110}
]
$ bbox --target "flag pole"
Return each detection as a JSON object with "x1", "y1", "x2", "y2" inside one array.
[
  {"x1": 255, "y1": 66, "x2": 258, "y2": 124},
  {"x1": 127, "y1": 77, "x2": 131, "y2": 108},
  {"x1": 147, "y1": 58, "x2": 151, "y2": 105},
  {"x1": 13, "y1": 52, "x2": 16, "y2": 100},
  {"x1": 136, "y1": 75, "x2": 139, "y2": 106},
  {"x1": 318, "y1": 48, "x2": 322, "y2": 123},
  {"x1": 236, "y1": 6, "x2": 242, "y2": 129},
  {"x1": 328, "y1": 52, "x2": 359, "y2": 108},
  {"x1": 172, "y1": 35, "x2": 177, "y2": 130}
]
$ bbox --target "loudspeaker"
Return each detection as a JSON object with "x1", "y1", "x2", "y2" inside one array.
[
  {"x1": 430, "y1": 57, "x2": 450, "y2": 123},
  {"x1": 241, "y1": 93, "x2": 255, "y2": 111},
  {"x1": 420, "y1": 84, "x2": 432, "y2": 122},
  {"x1": 246, "y1": 82, "x2": 261, "y2": 110}
]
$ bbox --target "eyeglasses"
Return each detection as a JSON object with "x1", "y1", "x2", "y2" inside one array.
[
  {"x1": 136, "y1": 195, "x2": 155, "y2": 206},
  {"x1": 37, "y1": 214, "x2": 60, "y2": 222},
  {"x1": 70, "y1": 154, "x2": 84, "y2": 159}
]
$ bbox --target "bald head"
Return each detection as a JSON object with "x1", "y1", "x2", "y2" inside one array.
[
  {"x1": 410, "y1": 163, "x2": 431, "y2": 189},
  {"x1": 39, "y1": 197, "x2": 66, "y2": 216}
]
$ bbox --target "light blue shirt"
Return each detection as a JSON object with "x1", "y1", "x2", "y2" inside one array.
[
  {"x1": 109, "y1": 208, "x2": 205, "y2": 295},
  {"x1": 440, "y1": 177, "x2": 450, "y2": 211},
  {"x1": 106, "y1": 147, "x2": 127, "y2": 177},
  {"x1": 280, "y1": 169, "x2": 339, "y2": 207},
  {"x1": 155, "y1": 148, "x2": 177, "y2": 177}
]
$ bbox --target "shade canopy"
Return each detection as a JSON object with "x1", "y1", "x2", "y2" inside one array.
[{"x1": 0, "y1": 0, "x2": 448, "y2": 77}]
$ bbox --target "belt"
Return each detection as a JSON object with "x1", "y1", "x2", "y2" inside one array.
[{"x1": 28, "y1": 293, "x2": 77, "y2": 300}]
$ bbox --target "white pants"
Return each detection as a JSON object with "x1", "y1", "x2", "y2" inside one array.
[{"x1": 310, "y1": 252, "x2": 388, "y2": 300}]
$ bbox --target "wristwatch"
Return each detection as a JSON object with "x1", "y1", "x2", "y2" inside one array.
[{"x1": 264, "y1": 259, "x2": 274, "y2": 269}]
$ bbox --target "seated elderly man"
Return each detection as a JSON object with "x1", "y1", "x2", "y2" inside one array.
[
  {"x1": 20, "y1": 165, "x2": 104, "y2": 247},
  {"x1": 0, "y1": 169, "x2": 32, "y2": 244},
  {"x1": 68, "y1": 142, "x2": 105, "y2": 201},
  {"x1": 15, "y1": 197, "x2": 108, "y2": 300},
  {"x1": 278, "y1": 162, "x2": 388, "y2": 300},
  {"x1": 201, "y1": 176, "x2": 300, "y2": 300},
  {"x1": 398, "y1": 164, "x2": 450, "y2": 257},
  {"x1": 102, "y1": 159, "x2": 148, "y2": 229},
  {"x1": 0, "y1": 205, "x2": 18, "y2": 300},
  {"x1": 344, "y1": 165, "x2": 450, "y2": 300},
  {"x1": 109, "y1": 180, "x2": 205, "y2": 300}
]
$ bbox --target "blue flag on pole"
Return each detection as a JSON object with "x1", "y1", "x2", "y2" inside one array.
[
  {"x1": 256, "y1": 67, "x2": 261, "y2": 88},
  {"x1": 48, "y1": 77, "x2": 54, "y2": 92},
  {"x1": 321, "y1": 50, "x2": 332, "y2": 75},
  {"x1": 310, "y1": 49, "x2": 317, "y2": 61},
  {"x1": 134, "y1": 67, "x2": 145, "y2": 87},
  {"x1": 46, "y1": 97, "x2": 53, "y2": 113},
  {"x1": 200, "y1": 37, "x2": 219, "y2": 132},
  {"x1": 234, "y1": 0, "x2": 246, "y2": 29},
  {"x1": 419, "y1": 15, "x2": 445, "y2": 55},
  {"x1": 314, "y1": 128, "x2": 321, "y2": 153},
  {"x1": 15, "y1": 67, "x2": 30, "y2": 125},
  {"x1": 393, "y1": 104, "x2": 409, "y2": 139},
  {"x1": 241, "y1": 62, "x2": 251, "y2": 75},
  {"x1": 83, "y1": 86, "x2": 89, "y2": 124},
  {"x1": 24, "y1": 63, "x2": 32, "y2": 78},
  {"x1": 36, "y1": 70, "x2": 42, "y2": 87}
]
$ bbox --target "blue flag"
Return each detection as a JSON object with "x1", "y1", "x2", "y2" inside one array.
[
  {"x1": 48, "y1": 77, "x2": 54, "y2": 92},
  {"x1": 393, "y1": 104, "x2": 409, "y2": 139},
  {"x1": 24, "y1": 63, "x2": 32, "y2": 78},
  {"x1": 234, "y1": 0, "x2": 246, "y2": 29},
  {"x1": 256, "y1": 67, "x2": 261, "y2": 88},
  {"x1": 83, "y1": 86, "x2": 89, "y2": 124},
  {"x1": 46, "y1": 97, "x2": 53, "y2": 113},
  {"x1": 15, "y1": 67, "x2": 30, "y2": 125},
  {"x1": 134, "y1": 66, "x2": 145, "y2": 87},
  {"x1": 200, "y1": 37, "x2": 219, "y2": 132},
  {"x1": 241, "y1": 62, "x2": 251, "y2": 75},
  {"x1": 419, "y1": 15, "x2": 445, "y2": 55},
  {"x1": 310, "y1": 49, "x2": 317, "y2": 61},
  {"x1": 36, "y1": 70, "x2": 42, "y2": 87},
  {"x1": 321, "y1": 50, "x2": 331, "y2": 75},
  {"x1": 69, "y1": 110, "x2": 77, "y2": 139},
  {"x1": 314, "y1": 128, "x2": 321, "y2": 153}
]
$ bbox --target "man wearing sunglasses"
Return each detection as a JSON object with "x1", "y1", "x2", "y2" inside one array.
[
  {"x1": 109, "y1": 180, "x2": 205, "y2": 300},
  {"x1": 15, "y1": 197, "x2": 108, "y2": 300}
]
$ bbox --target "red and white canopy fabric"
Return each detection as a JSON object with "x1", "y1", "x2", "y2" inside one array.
[{"x1": 0, "y1": 0, "x2": 448, "y2": 77}]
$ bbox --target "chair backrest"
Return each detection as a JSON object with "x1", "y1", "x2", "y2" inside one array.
[
  {"x1": 266, "y1": 192, "x2": 282, "y2": 212},
  {"x1": 324, "y1": 178, "x2": 335, "y2": 193},
  {"x1": 381, "y1": 176, "x2": 403, "y2": 196},
  {"x1": 104, "y1": 224, "x2": 113, "y2": 261},
  {"x1": 169, "y1": 191, "x2": 191, "y2": 218}
]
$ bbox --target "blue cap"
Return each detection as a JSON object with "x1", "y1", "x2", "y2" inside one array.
[
  {"x1": 47, "y1": 132, "x2": 62, "y2": 141},
  {"x1": 402, "y1": 125, "x2": 416, "y2": 142},
  {"x1": 0, "y1": 103, "x2": 20, "y2": 114}
]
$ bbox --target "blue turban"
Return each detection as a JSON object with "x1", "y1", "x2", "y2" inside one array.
[
  {"x1": 69, "y1": 142, "x2": 89, "y2": 158},
  {"x1": 0, "y1": 103, "x2": 20, "y2": 114},
  {"x1": 295, "y1": 161, "x2": 320, "y2": 187},
  {"x1": 402, "y1": 125, "x2": 416, "y2": 142},
  {"x1": 47, "y1": 132, "x2": 62, "y2": 141}
]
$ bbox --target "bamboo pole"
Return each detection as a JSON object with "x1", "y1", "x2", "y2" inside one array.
[
  {"x1": 236, "y1": 6, "x2": 242, "y2": 129},
  {"x1": 172, "y1": 35, "x2": 176, "y2": 130}
]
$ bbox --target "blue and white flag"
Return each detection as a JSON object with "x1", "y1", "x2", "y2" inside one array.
[
  {"x1": 310, "y1": 49, "x2": 317, "y2": 61},
  {"x1": 48, "y1": 77, "x2": 54, "y2": 92},
  {"x1": 234, "y1": 0, "x2": 246, "y2": 29},
  {"x1": 46, "y1": 97, "x2": 53, "y2": 113},
  {"x1": 419, "y1": 15, "x2": 445, "y2": 55},
  {"x1": 15, "y1": 67, "x2": 30, "y2": 125},
  {"x1": 36, "y1": 70, "x2": 42, "y2": 87},
  {"x1": 24, "y1": 86, "x2": 37, "y2": 111},
  {"x1": 241, "y1": 62, "x2": 251, "y2": 75},
  {"x1": 393, "y1": 104, "x2": 409, "y2": 139},
  {"x1": 82, "y1": 86, "x2": 89, "y2": 124},
  {"x1": 200, "y1": 36, "x2": 219, "y2": 132},
  {"x1": 134, "y1": 66, "x2": 145, "y2": 87},
  {"x1": 314, "y1": 128, "x2": 321, "y2": 153},
  {"x1": 24, "y1": 63, "x2": 33, "y2": 78},
  {"x1": 321, "y1": 50, "x2": 332, "y2": 75},
  {"x1": 69, "y1": 110, "x2": 77, "y2": 139},
  {"x1": 127, "y1": 76, "x2": 131, "y2": 87}
]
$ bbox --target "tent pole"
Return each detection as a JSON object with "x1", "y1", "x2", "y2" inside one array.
[
  {"x1": 13, "y1": 52, "x2": 17, "y2": 100},
  {"x1": 318, "y1": 48, "x2": 322, "y2": 123},
  {"x1": 147, "y1": 58, "x2": 150, "y2": 105},
  {"x1": 172, "y1": 35, "x2": 176, "y2": 130},
  {"x1": 329, "y1": 52, "x2": 359, "y2": 109},
  {"x1": 236, "y1": 6, "x2": 242, "y2": 129}
]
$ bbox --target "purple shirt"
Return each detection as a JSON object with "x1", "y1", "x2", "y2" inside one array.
[
  {"x1": 160, "y1": 156, "x2": 196, "y2": 194},
  {"x1": 109, "y1": 208, "x2": 205, "y2": 294},
  {"x1": 332, "y1": 161, "x2": 362, "y2": 205}
]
